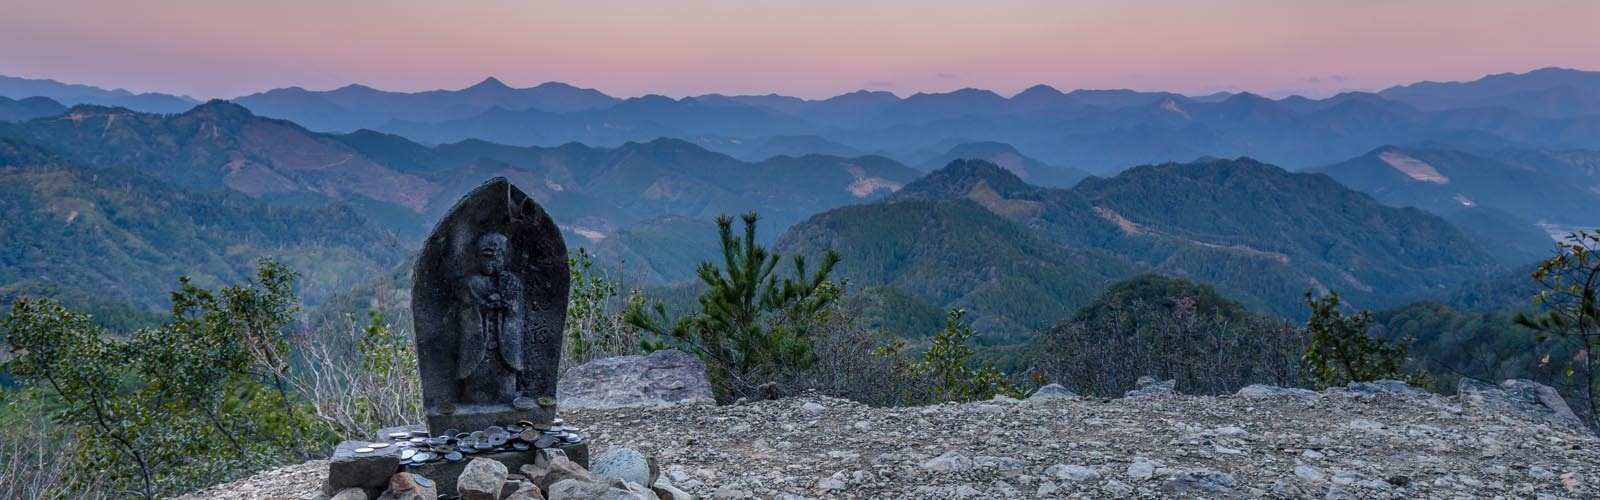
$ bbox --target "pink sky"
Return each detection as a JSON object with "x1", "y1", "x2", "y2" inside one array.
[{"x1": 1, "y1": 0, "x2": 1597, "y2": 99}]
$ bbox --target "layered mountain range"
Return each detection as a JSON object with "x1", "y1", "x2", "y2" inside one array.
[{"x1": 0, "y1": 67, "x2": 1595, "y2": 342}]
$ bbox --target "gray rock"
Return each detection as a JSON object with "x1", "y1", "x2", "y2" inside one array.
[
  {"x1": 653, "y1": 477, "x2": 693, "y2": 500},
  {"x1": 325, "y1": 440, "x2": 400, "y2": 495},
  {"x1": 378, "y1": 473, "x2": 437, "y2": 500},
  {"x1": 413, "y1": 177, "x2": 570, "y2": 432},
  {"x1": 1045, "y1": 464, "x2": 1101, "y2": 482},
  {"x1": 557, "y1": 350, "x2": 714, "y2": 410},
  {"x1": 1294, "y1": 464, "x2": 1325, "y2": 483},
  {"x1": 1127, "y1": 459, "x2": 1158, "y2": 481},
  {"x1": 801, "y1": 402, "x2": 826, "y2": 415},
  {"x1": 1036, "y1": 481, "x2": 1059, "y2": 496},
  {"x1": 503, "y1": 481, "x2": 543, "y2": 500},
  {"x1": 1236, "y1": 384, "x2": 1319, "y2": 398},
  {"x1": 1125, "y1": 379, "x2": 1176, "y2": 399},
  {"x1": 1136, "y1": 376, "x2": 1159, "y2": 388},
  {"x1": 457, "y1": 458, "x2": 508, "y2": 500},
  {"x1": 547, "y1": 479, "x2": 612, "y2": 500},
  {"x1": 330, "y1": 488, "x2": 368, "y2": 500},
  {"x1": 921, "y1": 451, "x2": 974, "y2": 473},
  {"x1": 591, "y1": 447, "x2": 656, "y2": 487},
  {"x1": 1459, "y1": 378, "x2": 1584, "y2": 429},
  {"x1": 1346, "y1": 380, "x2": 1427, "y2": 397},
  {"x1": 523, "y1": 453, "x2": 599, "y2": 491},
  {"x1": 817, "y1": 477, "x2": 846, "y2": 491},
  {"x1": 1028, "y1": 383, "x2": 1080, "y2": 401},
  {"x1": 1162, "y1": 469, "x2": 1237, "y2": 494}
]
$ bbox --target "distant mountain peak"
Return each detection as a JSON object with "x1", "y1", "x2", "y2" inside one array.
[
  {"x1": 467, "y1": 77, "x2": 511, "y2": 91},
  {"x1": 1017, "y1": 84, "x2": 1064, "y2": 97}
]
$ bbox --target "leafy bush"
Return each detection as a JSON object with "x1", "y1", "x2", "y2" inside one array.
[
  {"x1": 1, "y1": 259, "x2": 329, "y2": 498},
  {"x1": 1302, "y1": 291, "x2": 1428, "y2": 388},
  {"x1": 1518, "y1": 229, "x2": 1600, "y2": 428}
]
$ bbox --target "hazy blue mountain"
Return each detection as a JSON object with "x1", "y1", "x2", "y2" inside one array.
[
  {"x1": 0, "y1": 74, "x2": 198, "y2": 113},
  {"x1": 1312, "y1": 146, "x2": 1600, "y2": 230},
  {"x1": 377, "y1": 94, "x2": 811, "y2": 147},
  {"x1": 915, "y1": 141, "x2": 1089, "y2": 188},
  {"x1": 234, "y1": 77, "x2": 619, "y2": 131},
  {"x1": 1381, "y1": 67, "x2": 1600, "y2": 118},
  {"x1": 0, "y1": 96, "x2": 65, "y2": 122},
  {"x1": 708, "y1": 134, "x2": 866, "y2": 162}
]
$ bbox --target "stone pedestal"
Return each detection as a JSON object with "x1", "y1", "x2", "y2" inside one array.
[
  {"x1": 403, "y1": 441, "x2": 589, "y2": 496},
  {"x1": 323, "y1": 440, "x2": 401, "y2": 497},
  {"x1": 425, "y1": 402, "x2": 556, "y2": 437}
]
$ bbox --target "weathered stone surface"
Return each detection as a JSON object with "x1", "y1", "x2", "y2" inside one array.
[
  {"x1": 557, "y1": 350, "x2": 714, "y2": 410},
  {"x1": 325, "y1": 440, "x2": 400, "y2": 495},
  {"x1": 457, "y1": 458, "x2": 508, "y2": 500},
  {"x1": 1027, "y1": 383, "x2": 1079, "y2": 401},
  {"x1": 404, "y1": 441, "x2": 588, "y2": 496},
  {"x1": 921, "y1": 451, "x2": 973, "y2": 473},
  {"x1": 183, "y1": 379, "x2": 1600, "y2": 500},
  {"x1": 1125, "y1": 379, "x2": 1176, "y2": 399},
  {"x1": 377, "y1": 472, "x2": 436, "y2": 500},
  {"x1": 414, "y1": 177, "x2": 570, "y2": 433},
  {"x1": 504, "y1": 480, "x2": 544, "y2": 500},
  {"x1": 546, "y1": 479, "x2": 654, "y2": 500},
  {"x1": 1236, "y1": 384, "x2": 1319, "y2": 398},
  {"x1": 591, "y1": 447, "x2": 656, "y2": 487},
  {"x1": 1459, "y1": 378, "x2": 1584, "y2": 428},
  {"x1": 523, "y1": 454, "x2": 599, "y2": 491},
  {"x1": 1045, "y1": 464, "x2": 1101, "y2": 482},
  {"x1": 1346, "y1": 379, "x2": 1428, "y2": 397},
  {"x1": 652, "y1": 477, "x2": 693, "y2": 500},
  {"x1": 330, "y1": 487, "x2": 367, "y2": 500}
]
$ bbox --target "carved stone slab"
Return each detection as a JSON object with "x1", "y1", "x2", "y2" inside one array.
[{"x1": 413, "y1": 177, "x2": 570, "y2": 433}]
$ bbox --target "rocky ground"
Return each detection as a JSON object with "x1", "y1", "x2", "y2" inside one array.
[{"x1": 182, "y1": 382, "x2": 1598, "y2": 499}]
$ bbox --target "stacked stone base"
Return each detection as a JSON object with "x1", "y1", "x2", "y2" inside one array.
[{"x1": 324, "y1": 425, "x2": 589, "y2": 498}]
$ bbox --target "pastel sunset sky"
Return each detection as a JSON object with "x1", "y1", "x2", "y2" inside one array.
[{"x1": 1, "y1": 0, "x2": 1596, "y2": 99}]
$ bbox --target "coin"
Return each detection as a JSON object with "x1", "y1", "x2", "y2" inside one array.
[
  {"x1": 534, "y1": 435, "x2": 559, "y2": 448},
  {"x1": 485, "y1": 426, "x2": 506, "y2": 438},
  {"x1": 414, "y1": 476, "x2": 435, "y2": 488},
  {"x1": 368, "y1": 442, "x2": 390, "y2": 449},
  {"x1": 512, "y1": 442, "x2": 530, "y2": 451},
  {"x1": 413, "y1": 451, "x2": 433, "y2": 462},
  {"x1": 388, "y1": 432, "x2": 411, "y2": 440},
  {"x1": 409, "y1": 430, "x2": 430, "y2": 438},
  {"x1": 443, "y1": 428, "x2": 460, "y2": 437},
  {"x1": 519, "y1": 430, "x2": 539, "y2": 442},
  {"x1": 563, "y1": 434, "x2": 584, "y2": 444},
  {"x1": 488, "y1": 435, "x2": 507, "y2": 447},
  {"x1": 445, "y1": 451, "x2": 463, "y2": 462},
  {"x1": 532, "y1": 423, "x2": 552, "y2": 432},
  {"x1": 551, "y1": 418, "x2": 565, "y2": 426},
  {"x1": 512, "y1": 396, "x2": 538, "y2": 410},
  {"x1": 474, "y1": 441, "x2": 493, "y2": 450},
  {"x1": 409, "y1": 437, "x2": 426, "y2": 443},
  {"x1": 354, "y1": 447, "x2": 375, "y2": 453},
  {"x1": 400, "y1": 449, "x2": 416, "y2": 460}
]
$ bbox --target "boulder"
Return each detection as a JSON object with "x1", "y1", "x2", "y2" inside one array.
[
  {"x1": 1027, "y1": 383, "x2": 1079, "y2": 401},
  {"x1": 377, "y1": 473, "x2": 436, "y2": 500},
  {"x1": 545, "y1": 479, "x2": 655, "y2": 500},
  {"x1": 1458, "y1": 378, "x2": 1584, "y2": 429},
  {"x1": 921, "y1": 451, "x2": 973, "y2": 473},
  {"x1": 523, "y1": 453, "x2": 599, "y2": 491},
  {"x1": 1125, "y1": 379, "x2": 1176, "y2": 399},
  {"x1": 652, "y1": 477, "x2": 693, "y2": 500},
  {"x1": 325, "y1": 440, "x2": 401, "y2": 496},
  {"x1": 504, "y1": 480, "x2": 544, "y2": 500},
  {"x1": 558, "y1": 350, "x2": 715, "y2": 410},
  {"x1": 1346, "y1": 380, "x2": 1428, "y2": 397},
  {"x1": 457, "y1": 458, "x2": 508, "y2": 500},
  {"x1": 591, "y1": 447, "x2": 657, "y2": 487},
  {"x1": 330, "y1": 487, "x2": 368, "y2": 500},
  {"x1": 1236, "y1": 384, "x2": 1319, "y2": 399}
]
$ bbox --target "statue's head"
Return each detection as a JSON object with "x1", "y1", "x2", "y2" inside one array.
[{"x1": 475, "y1": 232, "x2": 509, "y2": 275}]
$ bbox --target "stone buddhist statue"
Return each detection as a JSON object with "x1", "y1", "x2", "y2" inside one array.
[{"x1": 413, "y1": 178, "x2": 570, "y2": 433}]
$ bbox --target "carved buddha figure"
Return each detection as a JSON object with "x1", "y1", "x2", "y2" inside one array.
[{"x1": 457, "y1": 232, "x2": 526, "y2": 404}]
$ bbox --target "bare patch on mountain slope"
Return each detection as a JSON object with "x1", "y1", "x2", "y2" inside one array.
[
  {"x1": 846, "y1": 165, "x2": 902, "y2": 198},
  {"x1": 1379, "y1": 150, "x2": 1449, "y2": 184},
  {"x1": 1161, "y1": 97, "x2": 1193, "y2": 121},
  {"x1": 237, "y1": 122, "x2": 437, "y2": 212},
  {"x1": 965, "y1": 179, "x2": 1043, "y2": 221},
  {"x1": 1092, "y1": 206, "x2": 1142, "y2": 235}
]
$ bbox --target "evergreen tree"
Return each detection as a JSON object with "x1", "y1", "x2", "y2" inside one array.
[
  {"x1": 625, "y1": 213, "x2": 841, "y2": 401},
  {"x1": 1302, "y1": 291, "x2": 1427, "y2": 388}
]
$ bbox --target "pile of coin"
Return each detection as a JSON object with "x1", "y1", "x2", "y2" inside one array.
[{"x1": 356, "y1": 418, "x2": 585, "y2": 467}]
